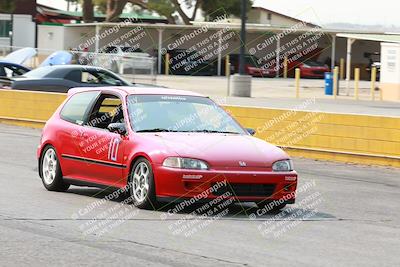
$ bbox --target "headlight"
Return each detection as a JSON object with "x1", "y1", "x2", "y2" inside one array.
[
  {"x1": 272, "y1": 159, "x2": 293, "y2": 172},
  {"x1": 163, "y1": 157, "x2": 209, "y2": 170}
]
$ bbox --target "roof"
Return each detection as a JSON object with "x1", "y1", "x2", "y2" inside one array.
[
  {"x1": 64, "y1": 22, "x2": 390, "y2": 35},
  {"x1": 36, "y1": 4, "x2": 168, "y2": 23},
  {"x1": 336, "y1": 33, "x2": 400, "y2": 43},
  {"x1": 251, "y1": 6, "x2": 320, "y2": 28},
  {"x1": 68, "y1": 86, "x2": 205, "y2": 98},
  {"x1": 38, "y1": 64, "x2": 106, "y2": 70}
]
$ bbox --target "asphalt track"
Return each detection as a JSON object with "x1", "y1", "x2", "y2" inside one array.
[{"x1": 0, "y1": 124, "x2": 399, "y2": 266}]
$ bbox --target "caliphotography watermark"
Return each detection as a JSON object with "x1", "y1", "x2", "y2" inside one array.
[
  {"x1": 160, "y1": 179, "x2": 234, "y2": 238},
  {"x1": 71, "y1": 183, "x2": 140, "y2": 237},
  {"x1": 250, "y1": 180, "x2": 324, "y2": 239},
  {"x1": 248, "y1": 21, "x2": 329, "y2": 73}
]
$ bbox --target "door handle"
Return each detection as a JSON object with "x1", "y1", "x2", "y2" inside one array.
[{"x1": 81, "y1": 132, "x2": 89, "y2": 139}]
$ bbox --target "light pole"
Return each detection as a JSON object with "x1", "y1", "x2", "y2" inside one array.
[
  {"x1": 230, "y1": 0, "x2": 252, "y2": 97},
  {"x1": 239, "y1": 0, "x2": 246, "y2": 75}
]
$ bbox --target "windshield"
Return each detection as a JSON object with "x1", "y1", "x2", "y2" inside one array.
[{"x1": 127, "y1": 95, "x2": 246, "y2": 134}]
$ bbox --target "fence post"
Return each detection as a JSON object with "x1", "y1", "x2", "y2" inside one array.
[
  {"x1": 371, "y1": 67, "x2": 377, "y2": 101},
  {"x1": 295, "y1": 68, "x2": 300, "y2": 98},
  {"x1": 333, "y1": 66, "x2": 339, "y2": 99},
  {"x1": 354, "y1": 68, "x2": 360, "y2": 100},
  {"x1": 340, "y1": 58, "x2": 345, "y2": 80},
  {"x1": 165, "y1": 53, "x2": 170, "y2": 75},
  {"x1": 283, "y1": 56, "x2": 288, "y2": 79},
  {"x1": 225, "y1": 55, "x2": 230, "y2": 77}
]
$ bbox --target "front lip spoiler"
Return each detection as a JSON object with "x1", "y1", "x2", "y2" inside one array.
[{"x1": 156, "y1": 196, "x2": 295, "y2": 204}]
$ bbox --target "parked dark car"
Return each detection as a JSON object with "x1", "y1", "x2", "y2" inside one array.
[
  {"x1": 0, "y1": 65, "x2": 132, "y2": 93},
  {"x1": 228, "y1": 54, "x2": 277, "y2": 77},
  {"x1": 161, "y1": 49, "x2": 217, "y2": 76},
  {"x1": 0, "y1": 60, "x2": 30, "y2": 78}
]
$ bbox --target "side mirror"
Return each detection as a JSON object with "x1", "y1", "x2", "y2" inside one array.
[
  {"x1": 108, "y1": 123, "x2": 127, "y2": 135},
  {"x1": 246, "y1": 128, "x2": 256, "y2": 136}
]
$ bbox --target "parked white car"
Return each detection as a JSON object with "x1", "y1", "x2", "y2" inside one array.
[{"x1": 96, "y1": 46, "x2": 155, "y2": 74}]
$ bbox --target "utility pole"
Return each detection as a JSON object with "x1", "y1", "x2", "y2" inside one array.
[
  {"x1": 230, "y1": 0, "x2": 252, "y2": 97},
  {"x1": 239, "y1": 0, "x2": 246, "y2": 75}
]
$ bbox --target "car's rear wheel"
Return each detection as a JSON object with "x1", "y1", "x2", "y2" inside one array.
[
  {"x1": 40, "y1": 146, "x2": 69, "y2": 192},
  {"x1": 128, "y1": 158, "x2": 157, "y2": 210}
]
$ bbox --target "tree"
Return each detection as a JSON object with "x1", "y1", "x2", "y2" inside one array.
[
  {"x1": 83, "y1": 0, "x2": 254, "y2": 24},
  {"x1": 105, "y1": 0, "x2": 128, "y2": 22},
  {"x1": 200, "y1": 0, "x2": 253, "y2": 21},
  {"x1": 147, "y1": 0, "x2": 176, "y2": 24},
  {"x1": 93, "y1": 0, "x2": 107, "y2": 13},
  {"x1": 0, "y1": 0, "x2": 15, "y2": 13},
  {"x1": 82, "y1": 0, "x2": 94, "y2": 22},
  {"x1": 104, "y1": 0, "x2": 150, "y2": 22}
]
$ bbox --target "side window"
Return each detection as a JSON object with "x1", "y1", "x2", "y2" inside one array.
[
  {"x1": 60, "y1": 91, "x2": 99, "y2": 124},
  {"x1": 81, "y1": 71, "x2": 101, "y2": 84},
  {"x1": 96, "y1": 71, "x2": 124, "y2": 85},
  {"x1": 87, "y1": 94, "x2": 124, "y2": 129},
  {"x1": 64, "y1": 70, "x2": 81, "y2": 83},
  {"x1": 4, "y1": 65, "x2": 28, "y2": 77},
  {"x1": 81, "y1": 70, "x2": 123, "y2": 86}
]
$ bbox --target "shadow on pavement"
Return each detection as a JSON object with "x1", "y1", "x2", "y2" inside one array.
[{"x1": 66, "y1": 186, "x2": 335, "y2": 221}]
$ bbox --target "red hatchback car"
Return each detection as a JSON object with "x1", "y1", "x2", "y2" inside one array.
[
  {"x1": 287, "y1": 60, "x2": 330, "y2": 79},
  {"x1": 38, "y1": 87, "x2": 297, "y2": 210}
]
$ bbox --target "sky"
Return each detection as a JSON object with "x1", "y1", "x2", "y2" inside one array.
[
  {"x1": 38, "y1": 0, "x2": 400, "y2": 26},
  {"x1": 253, "y1": 0, "x2": 399, "y2": 26}
]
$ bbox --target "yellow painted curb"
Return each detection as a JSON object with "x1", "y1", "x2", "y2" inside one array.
[{"x1": 0, "y1": 89, "x2": 399, "y2": 168}]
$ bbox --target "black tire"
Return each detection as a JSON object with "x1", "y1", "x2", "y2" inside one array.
[
  {"x1": 128, "y1": 158, "x2": 157, "y2": 210},
  {"x1": 256, "y1": 201, "x2": 286, "y2": 213},
  {"x1": 39, "y1": 145, "x2": 70, "y2": 192}
]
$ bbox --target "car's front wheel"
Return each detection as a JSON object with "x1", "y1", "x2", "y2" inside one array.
[
  {"x1": 40, "y1": 145, "x2": 70, "y2": 192},
  {"x1": 128, "y1": 158, "x2": 157, "y2": 210}
]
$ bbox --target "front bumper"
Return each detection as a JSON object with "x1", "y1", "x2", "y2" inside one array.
[
  {"x1": 154, "y1": 165, "x2": 297, "y2": 203},
  {"x1": 249, "y1": 68, "x2": 277, "y2": 77},
  {"x1": 301, "y1": 68, "x2": 329, "y2": 78}
]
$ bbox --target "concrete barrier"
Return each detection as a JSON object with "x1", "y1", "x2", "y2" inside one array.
[
  {"x1": 1, "y1": 89, "x2": 399, "y2": 167},
  {"x1": 227, "y1": 106, "x2": 400, "y2": 167}
]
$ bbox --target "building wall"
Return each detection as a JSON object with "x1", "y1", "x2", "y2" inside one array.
[
  {"x1": 0, "y1": 13, "x2": 35, "y2": 48},
  {"x1": 37, "y1": 24, "x2": 65, "y2": 55},
  {"x1": 12, "y1": 14, "x2": 36, "y2": 47},
  {"x1": 380, "y1": 42, "x2": 400, "y2": 101},
  {"x1": 247, "y1": 9, "x2": 308, "y2": 28}
]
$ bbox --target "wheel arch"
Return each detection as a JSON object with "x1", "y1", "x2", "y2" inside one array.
[
  {"x1": 125, "y1": 152, "x2": 153, "y2": 184},
  {"x1": 38, "y1": 143, "x2": 61, "y2": 178}
]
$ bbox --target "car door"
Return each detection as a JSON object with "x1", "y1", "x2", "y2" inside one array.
[
  {"x1": 76, "y1": 93, "x2": 128, "y2": 187},
  {"x1": 57, "y1": 90, "x2": 101, "y2": 179}
]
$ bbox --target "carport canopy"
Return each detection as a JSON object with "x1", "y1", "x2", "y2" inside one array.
[
  {"x1": 337, "y1": 33, "x2": 400, "y2": 92},
  {"x1": 337, "y1": 33, "x2": 400, "y2": 43}
]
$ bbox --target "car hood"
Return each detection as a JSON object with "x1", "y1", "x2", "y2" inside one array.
[
  {"x1": 40, "y1": 51, "x2": 73, "y2": 67},
  {"x1": 4, "y1": 47, "x2": 37, "y2": 65},
  {"x1": 141, "y1": 133, "x2": 289, "y2": 168}
]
